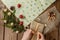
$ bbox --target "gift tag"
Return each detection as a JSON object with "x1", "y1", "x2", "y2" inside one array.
[{"x1": 1, "y1": 0, "x2": 56, "y2": 27}]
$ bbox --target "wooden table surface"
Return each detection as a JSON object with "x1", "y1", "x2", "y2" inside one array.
[{"x1": 0, "y1": 0, "x2": 60, "y2": 40}]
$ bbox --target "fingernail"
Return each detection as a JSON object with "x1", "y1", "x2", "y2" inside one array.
[
  {"x1": 39, "y1": 34, "x2": 41, "y2": 39},
  {"x1": 31, "y1": 31, "x2": 34, "y2": 35}
]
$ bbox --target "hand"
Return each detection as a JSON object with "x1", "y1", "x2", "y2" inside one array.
[
  {"x1": 37, "y1": 32, "x2": 45, "y2": 40},
  {"x1": 21, "y1": 29, "x2": 33, "y2": 40},
  {"x1": 21, "y1": 29, "x2": 45, "y2": 40}
]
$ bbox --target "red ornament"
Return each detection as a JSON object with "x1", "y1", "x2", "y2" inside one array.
[
  {"x1": 19, "y1": 21, "x2": 23, "y2": 25},
  {"x1": 17, "y1": 4, "x2": 21, "y2": 8},
  {"x1": 19, "y1": 15, "x2": 24, "y2": 19}
]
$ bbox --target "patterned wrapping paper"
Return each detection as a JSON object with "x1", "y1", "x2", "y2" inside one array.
[{"x1": 1, "y1": 0, "x2": 56, "y2": 27}]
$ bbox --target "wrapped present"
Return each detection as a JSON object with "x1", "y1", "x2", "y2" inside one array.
[
  {"x1": 30, "y1": 21, "x2": 45, "y2": 33},
  {"x1": 30, "y1": 21, "x2": 45, "y2": 40}
]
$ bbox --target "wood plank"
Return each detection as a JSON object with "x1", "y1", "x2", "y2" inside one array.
[
  {"x1": 45, "y1": 28, "x2": 58, "y2": 40},
  {"x1": 4, "y1": 27, "x2": 17, "y2": 40},
  {"x1": 0, "y1": 1, "x2": 17, "y2": 40},
  {"x1": 59, "y1": 27, "x2": 60, "y2": 40},
  {"x1": 50, "y1": 28, "x2": 58, "y2": 40},
  {"x1": 0, "y1": 1, "x2": 5, "y2": 40},
  {"x1": 58, "y1": 22, "x2": 60, "y2": 40},
  {"x1": 54, "y1": 0, "x2": 60, "y2": 12},
  {"x1": 18, "y1": 32, "x2": 24, "y2": 40},
  {"x1": 0, "y1": 26, "x2": 4, "y2": 40},
  {"x1": 0, "y1": 25, "x2": 4, "y2": 40}
]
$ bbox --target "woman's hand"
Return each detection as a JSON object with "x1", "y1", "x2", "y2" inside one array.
[
  {"x1": 21, "y1": 29, "x2": 33, "y2": 40},
  {"x1": 21, "y1": 29, "x2": 45, "y2": 40},
  {"x1": 37, "y1": 32, "x2": 45, "y2": 40}
]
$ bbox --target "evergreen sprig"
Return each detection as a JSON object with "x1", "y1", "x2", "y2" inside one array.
[{"x1": 3, "y1": 8, "x2": 25, "y2": 33}]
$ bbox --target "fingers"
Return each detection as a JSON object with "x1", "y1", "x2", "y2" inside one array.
[
  {"x1": 22, "y1": 29, "x2": 45, "y2": 40},
  {"x1": 21, "y1": 29, "x2": 33, "y2": 40},
  {"x1": 37, "y1": 32, "x2": 45, "y2": 40}
]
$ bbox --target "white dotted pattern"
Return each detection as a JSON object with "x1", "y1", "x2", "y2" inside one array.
[{"x1": 2, "y1": 0, "x2": 56, "y2": 27}]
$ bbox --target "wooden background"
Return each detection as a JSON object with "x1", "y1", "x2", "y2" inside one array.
[{"x1": 0, "y1": 0, "x2": 60, "y2": 40}]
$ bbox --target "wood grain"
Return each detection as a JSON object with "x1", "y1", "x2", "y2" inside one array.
[
  {"x1": 0, "y1": 1, "x2": 5, "y2": 40},
  {"x1": 4, "y1": 27, "x2": 17, "y2": 40},
  {"x1": 18, "y1": 32, "x2": 24, "y2": 40}
]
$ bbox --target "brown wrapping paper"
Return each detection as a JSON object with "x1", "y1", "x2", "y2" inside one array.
[{"x1": 35, "y1": 6, "x2": 60, "y2": 34}]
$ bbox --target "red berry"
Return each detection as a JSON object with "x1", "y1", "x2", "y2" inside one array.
[
  {"x1": 19, "y1": 21, "x2": 23, "y2": 25},
  {"x1": 19, "y1": 15, "x2": 24, "y2": 19},
  {"x1": 17, "y1": 4, "x2": 21, "y2": 8}
]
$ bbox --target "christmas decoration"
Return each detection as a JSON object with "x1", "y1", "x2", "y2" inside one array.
[
  {"x1": 10, "y1": 22, "x2": 14, "y2": 26},
  {"x1": 10, "y1": 6, "x2": 15, "y2": 11},
  {"x1": 3, "y1": 8, "x2": 25, "y2": 33},
  {"x1": 16, "y1": 31, "x2": 19, "y2": 33},
  {"x1": 19, "y1": 14, "x2": 24, "y2": 19},
  {"x1": 17, "y1": 4, "x2": 21, "y2": 8},
  {"x1": 7, "y1": 12, "x2": 11, "y2": 16},
  {"x1": 4, "y1": 20, "x2": 7, "y2": 23},
  {"x1": 19, "y1": 21, "x2": 23, "y2": 25},
  {"x1": 3, "y1": 9, "x2": 7, "y2": 12},
  {"x1": 48, "y1": 11, "x2": 56, "y2": 21}
]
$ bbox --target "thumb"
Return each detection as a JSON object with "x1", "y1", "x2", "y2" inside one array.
[{"x1": 37, "y1": 32, "x2": 45, "y2": 40}]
